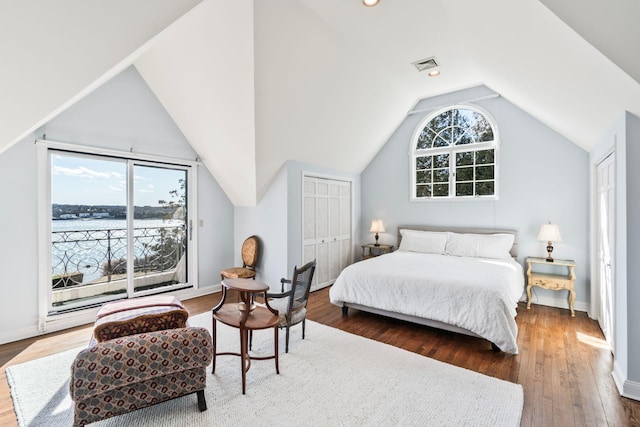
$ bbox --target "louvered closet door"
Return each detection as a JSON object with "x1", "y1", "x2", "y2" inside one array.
[{"x1": 303, "y1": 176, "x2": 351, "y2": 291}]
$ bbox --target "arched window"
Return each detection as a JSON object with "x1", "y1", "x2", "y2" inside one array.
[{"x1": 411, "y1": 105, "x2": 498, "y2": 199}]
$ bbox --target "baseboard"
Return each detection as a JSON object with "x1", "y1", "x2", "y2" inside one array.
[
  {"x1": 0, "y1": 286, "x2": 220, "y2": 345},
  {"x1": 612, "y1": 362, "x2": 640, "y2": 401}
]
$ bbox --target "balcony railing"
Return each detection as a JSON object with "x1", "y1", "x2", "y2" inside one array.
[{"x1": 51, "y1": 225, "x2": 186, "y2": 289}]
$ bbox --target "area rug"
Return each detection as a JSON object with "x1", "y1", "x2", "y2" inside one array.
[{"x1": 6, "y1": 312, "x2": 523, "y2": 426}]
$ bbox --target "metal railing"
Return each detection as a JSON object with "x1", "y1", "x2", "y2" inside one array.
[{"x1": 51, "y1": 225, "x2": 186, "y2": 289}]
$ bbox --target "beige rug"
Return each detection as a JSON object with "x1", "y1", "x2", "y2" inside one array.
[{"x1": 7, "y1": 312, "x2": 523, "y2": 426}]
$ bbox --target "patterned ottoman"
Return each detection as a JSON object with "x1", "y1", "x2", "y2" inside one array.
[
  {"x1": 92, "y1": 295, "x2": 189, "y2": 344},
  {"x1": 70, "y1": 295, "x2": 212, "y2": 426}
]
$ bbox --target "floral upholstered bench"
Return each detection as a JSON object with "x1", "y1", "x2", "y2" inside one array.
[{"x1": 69, "y1": 295, "x2": 212, "y2": 426}]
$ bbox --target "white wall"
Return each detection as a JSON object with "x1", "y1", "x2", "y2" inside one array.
[
  {"x1": 0, "y1": 66, "x2": 234, "y2": 343},
  {"x1": 362, "y1": 85, "x2": 590, "y2": 312},
  {"x1": 624, "y1": 112, "x2": 640, "y2": 383},
  {"x1": 234, "y1": 166, "x2": 289, "y2": 291}
]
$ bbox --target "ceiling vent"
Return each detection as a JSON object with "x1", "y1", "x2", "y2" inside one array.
[{"x1": 412, "y1": 57, "x2": 439, "y2": 72}]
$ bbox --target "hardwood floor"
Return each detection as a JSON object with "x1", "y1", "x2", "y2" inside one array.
[{"x1": 2, "y1": 287, "x2": 639, "y2": 426}]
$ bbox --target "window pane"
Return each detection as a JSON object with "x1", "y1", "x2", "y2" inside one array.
[
  {"x1": 456, "y1": 182, "x2": 473, "y2": 196},
  {"x1": 433, "y1": 168, "x2": 449, "y2": 183},
  {"x1": 456, "y1": 166, "x2": 473, "y2": 181},
  {"x1": 476, "y1": 165, "x2": 494, "y2": 180},
  {"x1": 456, "y1": 152, "x2": 474, "y2": 166},
  {"x1": 429, "y1": 111, "x2": 451, "y2": 133},
  {"x1": 416, "y1": 185, "x2": 432, "y2": 197},
  {"x1": 51, "y1": 154, "x2": 128, "y2": 312},
  {"x1": 434, "y1": 154, "x2": 449, "y2": 168},
  {"x1": 455, "y1": 129, "x2": 474, "y2": 145},
  {"x1": 416, "y1": 156, "x2": 432, "y2": 169},
  {"x1": 476, "y1": 149, "x2": 495, "y2": 164},
  {"x1": 476, "y1": 181, "x2": 494, "y2": 196},
  {"x1": 416, "y1": 129, "x2": 435, "y2": 150},
  {"x1": 474, "y1": 114, "x2": 494, "y2": 142},
  {"x1": 133, "y1": 165, "x2": 188, "y2": 293},
  {"x1": 416, "y1": 170, "x2": 432, "y2": 184},
  {"x1": 435, "y1": 128, "x2": 452, "y2": 146},
  {"x1": 433, "y1": 184, "x2": 449, "y2": 197}
]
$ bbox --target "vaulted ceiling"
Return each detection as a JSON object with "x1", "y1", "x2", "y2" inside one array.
[{"x1": 2, "y1": 0, "x2": 639, "y2": 206}]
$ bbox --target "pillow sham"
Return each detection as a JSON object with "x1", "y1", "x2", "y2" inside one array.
[
  {"x1": 398, "y1": 229, "x2": 448, "y2": 254},
  {"x1": 445, "y1": 232, "x2": 514, "y2": 259}
]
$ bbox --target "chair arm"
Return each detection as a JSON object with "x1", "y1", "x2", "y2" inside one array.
[
  {"x1": 69, "y1": 327, "x2": 212, "y2": 401},
  {"x1": 266, "y1": 289, "x2": 292, "y2": 299},
  {"x1": 280, "y1": 278, "x2": 291, "y2": 292}
]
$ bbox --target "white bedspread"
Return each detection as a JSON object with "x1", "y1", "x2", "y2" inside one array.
[{"x1": 329, "y1": 251, "x2": 524, "y2": 354}]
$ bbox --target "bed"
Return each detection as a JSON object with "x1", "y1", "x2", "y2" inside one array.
[{"x1": 329, "y1": 225, "x2": 524, "y2": 354}]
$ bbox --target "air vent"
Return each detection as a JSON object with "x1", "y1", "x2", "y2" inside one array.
[{"x1": 412, "y1": 57, "x2": 439, "y2": 72}]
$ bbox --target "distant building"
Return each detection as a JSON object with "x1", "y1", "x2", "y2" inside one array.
[
  {"x1": 92, "y1": 213, "x2": 110, "y2": 218},
  {"x1": 59, "y1": 214, "x2": 78, "y2": 220},
  {"x1": 79, "y1": 213, "x2": 90, "y2": 218}
]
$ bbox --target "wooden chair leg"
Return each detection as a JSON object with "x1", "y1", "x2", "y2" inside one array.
[
  {"x1": 302, "y1": 318, "x2": 306, "y2": 340},
  {"x1": 285, "y1": 325, "x2": 290, "y2": 353},
  {"x1": 274, "y1": 325, "x2": 279, "y2": 374},
  {"x1": 211, "y1": 316, "x2": 217, "y2": 374},
  {"x1": 197, "y1": 389, "x2": 207, "y2": 411},
  {"x1": 249, "y1": 330, "x2": 253, "y2": 351}
]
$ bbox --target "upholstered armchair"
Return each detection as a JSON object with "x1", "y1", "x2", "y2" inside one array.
[
  {"x1": 70, "y1": 327, "x2": 212, "y2": 426},
  {"x1": 69, "y1": 296, "x2": 212, "y2": 426},
  {"x1": 263, "y1": 260, "x2": 316, "y2": 353}
]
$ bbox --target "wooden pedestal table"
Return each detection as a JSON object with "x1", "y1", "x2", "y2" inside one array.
[{"x1": 212, "y1": 278, "x2": 279, "y2": 394}]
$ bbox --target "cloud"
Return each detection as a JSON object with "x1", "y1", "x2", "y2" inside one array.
[{"x1": 52, "y1": 165, "x2": 123, "y2": 180}]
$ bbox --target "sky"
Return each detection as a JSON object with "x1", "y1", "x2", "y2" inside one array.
[{"x1": 51, "y1": 153, "x2": 186, "y2": 206}]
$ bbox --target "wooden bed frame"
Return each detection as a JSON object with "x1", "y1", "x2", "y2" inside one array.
[{"x1": 341, "y1": 225, "x2": 519, "y2": 350}]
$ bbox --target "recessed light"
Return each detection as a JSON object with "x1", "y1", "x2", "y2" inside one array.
[
  {"x1": 428, "y1": 70, "x2": 441, "y2": 77},
  {"x1": 363, "y1": 0, "x2": 379, "y2": 7}
]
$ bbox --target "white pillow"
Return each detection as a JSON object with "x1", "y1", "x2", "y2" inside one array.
[
  {"x1": 445, "y1": 232, "x2": 514, "y2": 259},
  {"x1": 398, "y1": 229, "x2": 448, "y2": 254}
]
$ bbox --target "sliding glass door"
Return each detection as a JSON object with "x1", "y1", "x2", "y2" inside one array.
[
  {"x1": 132, "y1": 164, "x2": 188, "y2": 294},
  {"x1": 49, "y1": 151, "x2": 193, "y2": 313}
]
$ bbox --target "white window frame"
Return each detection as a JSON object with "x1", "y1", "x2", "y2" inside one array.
[
  {"x1": 409, "y1": 104, "x2": 500, "y2": 201},
  {"x1": 37, "y1": 140, "x2": 199, "y2": 330}
]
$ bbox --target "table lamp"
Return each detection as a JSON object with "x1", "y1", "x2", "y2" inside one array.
[
  {"x1": 370, "y1": 219, "x2": 385, "y2": 246},
  {"x1": 537, "y1": 223, "x2": 562, "y2": 262}
]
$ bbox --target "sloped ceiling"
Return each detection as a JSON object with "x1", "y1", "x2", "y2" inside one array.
[
  {"x1": 540, "y1": 0, "x2": 640, "y2": 84},
  {"x1": 2, "y1": 0, "x2": 640, "y2": 207},
  {"x1": 135, "y1": 0, "x2": 257, "y2": 206},
  {"x1": 0, "y1": 0, "x2": 203, "y2": 155}
]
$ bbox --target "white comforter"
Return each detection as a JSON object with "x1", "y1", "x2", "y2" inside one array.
[{"x1": 329, "y1": 251, "x2": 524, "y2": 354}]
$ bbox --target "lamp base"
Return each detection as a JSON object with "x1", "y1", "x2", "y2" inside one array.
[
  {"x1": 374, "y1": 233, "x2": 380, "y2": 246},
  {"x1": 545, "y1": 241, "x2": 554, "y2": 262}
]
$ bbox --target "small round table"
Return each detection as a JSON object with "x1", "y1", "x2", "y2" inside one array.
[{"x1": 212, "y1": 278, "x2": 279, "y2": 394}]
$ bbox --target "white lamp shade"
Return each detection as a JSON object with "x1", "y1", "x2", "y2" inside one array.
[
  {"x1": 537, "y1": 224, "x2": 562, "y2": 242},
  {"x1": 369, "y1": 219, "x2": 385, "y2": 233}
]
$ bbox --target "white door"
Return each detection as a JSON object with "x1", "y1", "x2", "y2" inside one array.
[
  {"x1": 303, "y1": 176, "x2": 352, "y2": 291},
  {"x1": 596, "y1": 153, "x2": 615, "y2": 351}
]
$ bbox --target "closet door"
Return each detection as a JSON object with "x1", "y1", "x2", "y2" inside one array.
[{"x1": 303, "y1": 176, "x2": 351, "y2": 291}]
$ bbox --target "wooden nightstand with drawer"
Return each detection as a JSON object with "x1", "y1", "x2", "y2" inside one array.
[{"x1": 526, "y1": 256, "x2": 576, "y2": 317}]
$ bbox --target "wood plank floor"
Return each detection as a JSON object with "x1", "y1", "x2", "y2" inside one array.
[{"x1": 2, "y1": 287, "x2": 639, "y2": 426}]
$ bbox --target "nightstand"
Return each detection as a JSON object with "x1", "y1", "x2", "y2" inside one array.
[
  {"x1": 361, "y1": 244, "x2": 393, "y2": 260},
  {"x1": 526, "y1": 257, "x2": 576, "y2": 317}
]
